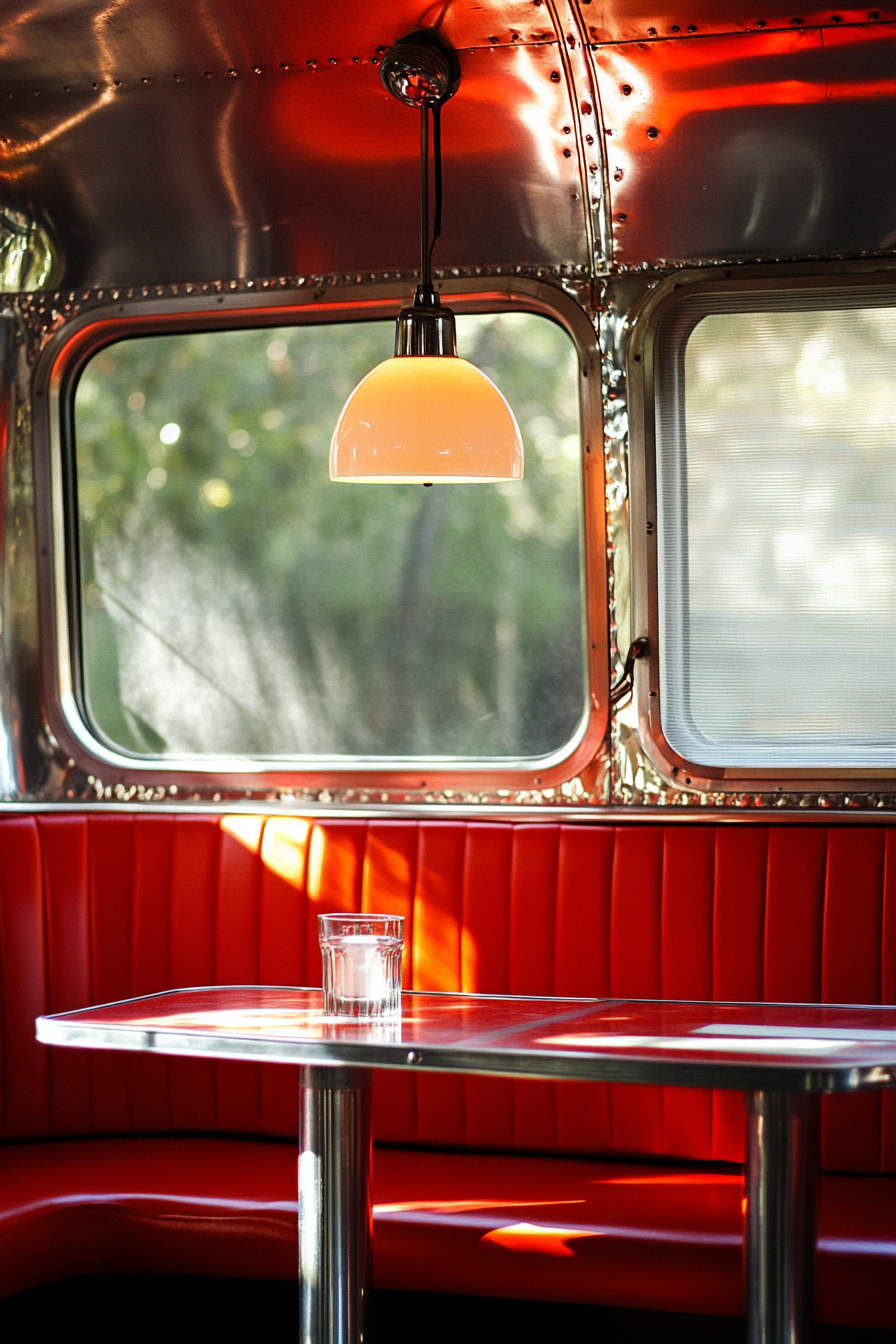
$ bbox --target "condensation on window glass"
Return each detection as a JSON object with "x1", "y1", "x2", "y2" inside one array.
[
  {"x1": 74, "y1": 314, "x2": 585, "y2": 760},
  {"x1": 657, "y1": 300, "x2": 896, "y2": 768}
]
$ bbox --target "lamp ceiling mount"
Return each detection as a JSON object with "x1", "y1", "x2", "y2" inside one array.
[
  {"x1": 380, "y1": 30, "x2": 461, "y2": 345},
  {"x1": 380, "y1": 31, "x2": 460, "y2": 109}
]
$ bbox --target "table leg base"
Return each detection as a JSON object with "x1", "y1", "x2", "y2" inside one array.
[
  {"x1": 299, "y1": 1065, "x2": 373, "y2": 1344},
  {"x1": 745, "y1": 1090, "x2": 820, "y2": 1344}
]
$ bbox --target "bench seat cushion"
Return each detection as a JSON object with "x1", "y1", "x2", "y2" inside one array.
[
  {"x1": 0, "y1": 1137, "x2": 297, "y2": 1295},
  {"x1": 1, "y1": 1138, "x2": 894, "y2": 1327}
]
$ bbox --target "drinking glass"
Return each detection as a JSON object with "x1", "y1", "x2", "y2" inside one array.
[{"x1": 319, "y1": 913, "x2": 404, "y2": 1020}]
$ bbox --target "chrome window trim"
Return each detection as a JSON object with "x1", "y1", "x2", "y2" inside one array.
[
  {"x1": 627, "y1": 259, "x2": 896, "y2": 794},
  {"x1": 1, "y1": 797, "x2": 896, "y2": 823},
  {"x1": 34, "y1": 275, "x2": 608, "y2": 789}
]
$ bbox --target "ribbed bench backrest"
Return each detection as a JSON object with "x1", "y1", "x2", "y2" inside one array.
[{"x1": 1, "y1": 814, "x2": 894, "y2": 1171}]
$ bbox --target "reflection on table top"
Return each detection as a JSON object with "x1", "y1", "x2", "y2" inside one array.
[{"x1": 36, "y1": 987, "x2": 896, "y2": 1093}]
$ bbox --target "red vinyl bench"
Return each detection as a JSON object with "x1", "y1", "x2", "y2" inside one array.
[{"x1": 1, "y1": 813, "x2": 894, "y2": 1325}]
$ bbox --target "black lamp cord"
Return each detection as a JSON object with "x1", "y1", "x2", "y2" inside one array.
[
  {"x1": 420, "y1": 104, "x2": 443, "y2": 295},
  {"x1": 609, "y1": 637, "x2": 649, "y2": 706}
]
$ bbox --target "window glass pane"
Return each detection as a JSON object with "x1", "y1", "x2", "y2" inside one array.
[
  {"x1": 657, "y1": 296, "x2": 896, "y2": 768},
  {"x1": 74, "y1": 313, "x2": 585, "y2": 759}
]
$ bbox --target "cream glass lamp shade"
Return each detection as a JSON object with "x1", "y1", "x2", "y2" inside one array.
[{"x1": 329, "y1": 355, "x2": 524, "y2": 483}]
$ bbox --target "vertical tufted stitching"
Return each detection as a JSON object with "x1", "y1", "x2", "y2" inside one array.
[
  {"x1": 510, "y1": 826, "x2": 560, "y2": 1151},
  {"x1": 169, "y1": 818, "x2": 219, "y2": 989},
  {"x1": 216, "y1": 816, "x2": 264, "y2": 985},
  {"x1": 821, "y1": 829, "x2": 886, "y2": 1171},
  {"x1": 884, "y1": 830, "x2": 896, "y2": 1007},
  {"x1": 299, "y1": 820, "x2": 368, "y2": 1132},
  {"x1": 508, "y1": 826, "x2": 559, "y2": 996},
  {"x1": 412, "y1": 823, "x2": 465, "y2": 992},
  {"x1": 554, "y1": 826, "x2": 614, "y2": 997},
  {"x1": 169, "y1": 818, "x2": 220, "y2": 1132},
  {"x1": 711, "y1": 826, "x2": 768, "y2": 1162},
  {"x1": 214, "y1": 817, "x2": 265, "y2": 1134},
  {"x1": 881, "y1": 830, "x2": 896, "y2": 1170},
  {"x1": 126, "y1": 817, "x2": 175, "y2": 1132},
  {"x1": 764, "y1": 827, "x2": 826, "y2": 1004},
  {"x1": 461, "y1": 823, "x2": 515, "y2": 1149},
  {"x1": 661, "y1": 827, "x2": 715, "y2": 1159},
  {"x1": 712, "y1": 827, "x2": 768, "y2": 1001},
  {"x1": 461, "y1": 824, "x2": 513, "y2": 995},
  {"x1": 365, "y1": 821, "x2": 418, "y2": 1144},
  {"x1": 609, "y1": 827, "x2": 664, "y2": 1153},
  {"x1": 610, "y1": 827, "x2": 663, "y2": 999},
  {"x1": 88, "y1": 816, "x2": 135, "y2": 1004},
  {"x1": 822, "y1": 829, "x2": 885, "y2": 1005},
  {"x1": 256, "y1": 817, "x2": 312, "y2": 1137},
  {"x1": 258, "y1": 816, "x2": 311, "y2": 986},
  {"x1": 0, "y1": 817, "x2": 49, "y2": 1137},
  {"x1": 661, "y1": 827, "x2": 714, "y2": 1000},
  {"x1": 304, "y1": 823, "x2": 366, "y2": 987},
  {"x1": 362, "y1": 822, "x2": 417, "y2": 977},
  {"x1": 131, "y1": 817, "x2": 175, "y2": 996},
  {"x1": 39, "y1": 816, "x2": 91, "y2": 1136},
  {"x1": 88, "y1": 816, "x2": 135, "y2": 1133},
  {"x1": 553, "y1": 826, "x2": 614, "y2": 1153},
  {"x1": 413, "y1": 823, "x2": 466, "y2": 1145}
]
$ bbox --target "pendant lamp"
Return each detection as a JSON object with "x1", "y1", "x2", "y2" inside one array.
[{"x1": 330, "y1": 31, "x2": 524, "y2": 484}]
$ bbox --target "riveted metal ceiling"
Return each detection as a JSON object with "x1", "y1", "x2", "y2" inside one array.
[
  {"x1": 0, "y1": 0, "x2": 598, "y2": 287},
  {"x1": 0, "y1": 0, "x2": 895, "y2": 288}
]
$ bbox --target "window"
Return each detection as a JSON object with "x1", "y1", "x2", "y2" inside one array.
[
  {"x1": 73, "y1": 312, "x2": 586, "y2": 762},
  {"x1": 653, "y1": 284, "x2": 896, "y2": 771}
]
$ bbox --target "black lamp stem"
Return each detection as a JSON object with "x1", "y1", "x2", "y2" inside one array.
[
  {"x1": 419, "y1": 104, "x2": 444, "y2": 299},
  {"x1": 431, "y1": 106, "x2": 442, "y2": 266},
  {"x1": 420, "y1": 105, "x2": 431, "y2": 293}
]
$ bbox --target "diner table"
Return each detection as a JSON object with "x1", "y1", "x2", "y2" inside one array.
[{"x1": 36, "y1": 987, "x2": 896, "y2": 1344}]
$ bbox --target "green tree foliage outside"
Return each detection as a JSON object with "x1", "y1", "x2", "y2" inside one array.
[{"x1": 74, "y1": 312, "x2": 586, "y2": 759}]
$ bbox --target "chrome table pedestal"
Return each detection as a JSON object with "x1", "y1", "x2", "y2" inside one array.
[
  {"x1": 746, "y1": 1092, "x2": 821, "y2": 1344},
  {"x1": 297, "y1": 1075, "x2": 824, "y2": 1344},
  {"x1": 299, "y1": 1066, "x2": 373, "y2": 1344}
]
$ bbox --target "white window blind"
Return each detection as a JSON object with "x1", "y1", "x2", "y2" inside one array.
[{"x1": 655, "y1": 289, "x2": 896, "y2": 768}]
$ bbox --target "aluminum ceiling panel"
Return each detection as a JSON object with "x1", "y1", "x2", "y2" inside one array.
[
  {"x1": 2, "y1": 0, "x2": 894, "y2": 285},
  {"x1": 0, "y1": 38, "x2": 590, "y2": 287},
  {"x1": 582, "y1": 2, "x2": 895, "y2": 44},
  {"x1": 593, "y1": 24, "x2": 896, "y2": 263},
  {"x1": 0, "y1": 0, "x2": 554, "y2": 90}
]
